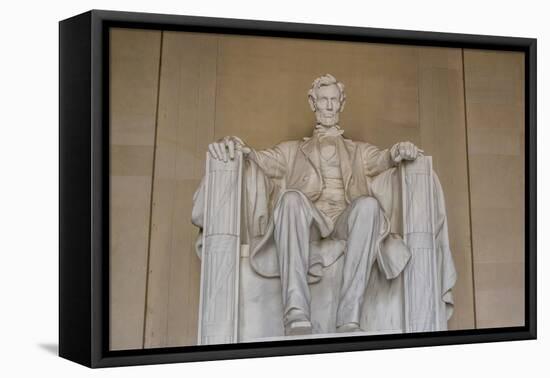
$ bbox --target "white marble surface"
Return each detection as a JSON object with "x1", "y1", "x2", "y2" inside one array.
[
  {"x1": 238, "y1": 246, "x2": 406, "y2": 342},
  {"x1": 197, "y1": 152, "x2": 243, "y2": 345},
  {"x1": 193, "y1": 75, "x2": 456, "y2": 344},
  {"x1": 242, "y1": 329, "x2": 402, "y2": 343},
  {"x1": 401, "y1": 156, "x2": 442, "y2": 332}
]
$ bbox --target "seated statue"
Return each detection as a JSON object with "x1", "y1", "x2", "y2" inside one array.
[{"x1": 192, "y1": 74, "x2": 457, "y2": 343}]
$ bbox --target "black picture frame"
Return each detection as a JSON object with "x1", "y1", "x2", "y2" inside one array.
[{"x1": 59, "y1": 9, "x2": 537, "y2": 368}]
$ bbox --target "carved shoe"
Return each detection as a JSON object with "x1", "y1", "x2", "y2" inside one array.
[
  {"x1": 284, "y1": 309, "x2": 313, "y2": 336},
  {"x1": 285, "y1": 319, "x2": 313, "y2": 336},
  {"x1": 336, "y1": 322, "x2": 362, "y2": 333}
]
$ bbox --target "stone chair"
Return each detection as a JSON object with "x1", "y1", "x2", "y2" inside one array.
[{"x1": 193, "y1": 153, "x2": 456, "y2": 345}]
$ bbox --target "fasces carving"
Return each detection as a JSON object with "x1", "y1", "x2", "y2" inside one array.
[
  {"x1": 401, "y1": 156, "x2": 444, "y2": 332},
  {"x1": 197, "y1": 153, "x2": 242, "y2": 345}
]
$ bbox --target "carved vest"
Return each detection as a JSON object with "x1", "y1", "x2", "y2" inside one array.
[{"x1": 314, "y1": 138, "x2": 347, "y2": 224}]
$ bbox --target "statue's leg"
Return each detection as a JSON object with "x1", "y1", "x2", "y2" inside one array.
[
  {"x1": 273, "y1": 190, "x2": 315, "y2": 335},
  {"x1": 333, "y1": 196, "x2": 381, "y2": 331}
]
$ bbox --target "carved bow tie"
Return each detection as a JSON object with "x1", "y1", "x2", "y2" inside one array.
[{"x1": 314, "y1": 125, "x2": 345, "y2": 140}]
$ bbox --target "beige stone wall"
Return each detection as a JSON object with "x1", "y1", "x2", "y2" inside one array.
[
  {"x1": 109, "y1": 29, "x2": 161, "y2": 350},
  {"x1": 109, "y1": 28, "x2": 525, "y2": 350},
  {"x1": 463, "y1": 50, "x2": 525, "y2": 328}
]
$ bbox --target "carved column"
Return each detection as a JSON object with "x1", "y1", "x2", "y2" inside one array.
[
  {"x1": 197, "y1": 152, "x2": 243, "y2": 345},
  {"x1": 400, "y1": 156, "x2": 444, "y2": 332}
]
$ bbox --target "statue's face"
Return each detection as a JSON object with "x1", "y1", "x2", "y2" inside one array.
[{"x1": 313, "y1": 84, "x2": 342, "y2": 127}]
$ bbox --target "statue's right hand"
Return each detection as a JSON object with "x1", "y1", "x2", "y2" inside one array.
[{"x1": 208, "y1": 136, "x2": 251, "y2": 162}]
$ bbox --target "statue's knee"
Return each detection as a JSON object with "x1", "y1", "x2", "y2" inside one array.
[
  {"x1": 351, "y1": 196, "x2": 380, "y2": 215},
  {"x1": 279, "y1": 191, "x2": 305, "y2": 208}
]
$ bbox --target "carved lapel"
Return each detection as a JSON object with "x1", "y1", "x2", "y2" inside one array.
[
  {"x1": 299, "y1": 136, "x2": 322, "y2": 180},
  {"x1": 336, "y1": 137, "x2": 355, "y2": 193}
]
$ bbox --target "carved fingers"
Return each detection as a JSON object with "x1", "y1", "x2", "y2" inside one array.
[
  {"x1": 210, "y1": 141, "x2": 225, "y2": 161},
  {"x1": 207, "y1": 141, "x2": 226, "y2": 161},
  {"x1": 208, "y1": 143, "x2": 219, "y2": 160},
  {"x1": 232, "y1": 136, "x2": 251, "y2": 155},
  {"x1": 227, "y1": 138, "x2": 235, "y2": 160},
  {"x1": 396, "y1": 141, "x2": 424, "y2": 162},
  {"x1": 208, "y1": 136, "x2": 249, "y2": 162}
]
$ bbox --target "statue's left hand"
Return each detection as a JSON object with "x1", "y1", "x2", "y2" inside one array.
[{"x1": 392, "y1": 141, "x2": 424, "y2": 163}]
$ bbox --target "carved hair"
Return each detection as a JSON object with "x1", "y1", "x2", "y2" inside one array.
[{"x1": 307, "y1": 74, "x2": 346, "y2": 109}]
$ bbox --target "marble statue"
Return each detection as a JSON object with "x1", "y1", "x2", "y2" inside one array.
[{"x1": 192, "y1": 74, "x2": 457, "y2": 345}]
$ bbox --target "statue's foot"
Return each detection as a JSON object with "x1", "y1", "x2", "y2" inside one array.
[
  {"x1": 284, "y1": 309, "x2": 313, "y2": 336},
  {"x1": 285, "y1": 320, "x2": 313, "y2": 336},
  {"x1": 336, "y1": 322, "x2": 361, "y2": 333}
]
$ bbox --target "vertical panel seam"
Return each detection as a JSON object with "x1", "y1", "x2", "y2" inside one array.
[
  {"x1": 142, "y1": 30, "x2": 164, "y2": 348},
  {"x1": 416, "y1": 49, "x2": 422, "y2": 143},
  {"x1": 164, "y1": 34, "x2": 183, "y2": 344},
  {"x1": 213, "y1": 37, "x2": 220, "y2": 139},
  {"x1": 461, "y1": 48, "x2": 478, "y2": 328}
]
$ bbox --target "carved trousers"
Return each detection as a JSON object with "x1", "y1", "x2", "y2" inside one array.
[{"x1": 273, "y1": 190, "x2": 381, "y2": 329}]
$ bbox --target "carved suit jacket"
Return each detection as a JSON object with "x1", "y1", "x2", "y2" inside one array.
[{"x1": 247, "y1": 133, "x2": 397, "y2": 205}]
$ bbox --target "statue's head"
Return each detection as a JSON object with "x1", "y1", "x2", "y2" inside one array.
[{"x1": 307, "y1": 74, "x2": 346, "y2": 128}]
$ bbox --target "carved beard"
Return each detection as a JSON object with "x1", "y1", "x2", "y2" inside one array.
[{"x1": 315, "y1": 111, "x2": 339, "y2": 127}]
